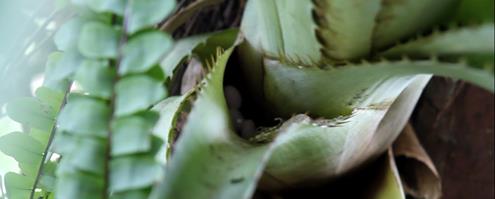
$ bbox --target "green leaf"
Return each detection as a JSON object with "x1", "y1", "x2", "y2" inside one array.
[
  {"x1": 111, "y1": 111, "x2": 159, "y2": 156},
  {"x1": 39, "y1": 161, "x2": 57, "y2": 192},
  {"x1": 74, "y1": 60, "x2": 115, "y2": 99},
  {"x1": 110, "y1": 189, "x2": 151, "y2": 199},
  {"x1": 42, "y1": 52, "x2": 72, "y2": 92},
  {"x1": 119, "y1": 31, "x2": 173, "y2": 75},
  {"x1": 110, "y1": 155, "x2": 162, "y2": 193},
  {"x1": 115, "y1": 75, "x2": 167, "y2": 116},
  {"x1": 150, "y1": 49, "x2": 270, "y2": 199},
  {"x1": 54, "y1": 17, "x2": 85, "y2": 51},
  {"x1": 315, "y1": 0, "x2": 382, "y2": 61},
  {"x1": 18, "y1": 161, "x2": 39, "y2": 177},
  {"x1": 55, "y1": 50, "x2": 85, "y2": 81},
  {"x1": 372, "y1": 0, "x2": 457, "y2": 50},
  {"x1": 57, "y1": 95, "x2": 110, "y2": 137},
  {"x1": 453, "y1": 0, "x2": 494, "y2": 23},
  {"x1": 78, "y1": 22, "x2": 120, "y2": 59},
  {"x1": 241, "y1": 0, "x2": 322, "y2": 65},
  {"x1": 159, "y1": 0, "x2": 223, "y2": 32},
  {"x1": 6, "y1": 98, "x2": 55, "y2": 132},
  {"x1": 29, "y1": 129, "x2": 50, "y2": 148},
  {"x1": 83, "y1": 0, "x2": 126, "y2": 15},
  {"x1": 160, "y1": 29, "x2": 238, "y2": 79},
  {"x1": 55, "y1": 173, "x2": 104, "y2": 199},
  {"x1": 152, "y1": 95, "x2": 189, "y2": 163},
  {"x1": 260, "y1": 59, "x2": 493, "y2": 119},
  {"x1": 35, "y1": 87, "x2": 64, "y2": 111},
  {"x1": 4, "y1": 172, "x2": 34, "y2": 199},
  {"x1": 382, "y1": 24, "x2": 495, "y2": 59},
  {"x1": 127, "y1": 0, "x2": 176, "y2": 34},
  {"x1": 0, "y1": 132, "x2": 43, "y2": 165},
  {"x1": 261, "y1": 75, "x2": 431, "y2": 188},
  {"x1": 370, "y1": 150, "x2": 406, "y2": 199},
  {"x1": 56, "y1": 137, "x2": 105, "y2": 175}
]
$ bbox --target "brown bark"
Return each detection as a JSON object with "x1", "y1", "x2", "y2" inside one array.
[{"x1": 412, "y1": 77, "x2": 495, "y2": 199}]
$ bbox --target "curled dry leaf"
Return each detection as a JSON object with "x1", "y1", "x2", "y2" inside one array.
[{"x1": 393, "y1": 123, "x2": 441, "y2": 199}]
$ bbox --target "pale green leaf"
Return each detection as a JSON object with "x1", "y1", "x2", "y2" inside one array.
[
  {"x1": 84, "y1": 0, "x2": 126, "y2": 15},
  {"x1": 29, "y1": 129, "x2": 50, "y2": 148},
  {"x1": 74, "y1": 60, "x2": 115, "y2": 99},
  {"x1": 79, "y1": 22, "x2": 120, "y2": 59},
  {"x1": 51, "y1": 131, "x2": 75, "y2": 155},
  {"x1": 119, "y1": 31, "x2": 173, "y2": 75},
  {"x1": 57, "y1": 95, "x2": 110, "y2": 137},
  {"x1": 111, "y1": 111, "x2": 159, "y2": 156},
  {"x1": 110, "y1": 189, "x2": 150, "y2": 199},
  {"x1": 0, "y1": 132, "x2": 43, "y2": 165},
  {"x1": 56, "y1": 136, "x2": 105, "y2": 175},
  {"x1": 39, "y1": 161, "x2": 57, "y2": 192},
  {"x1": 42, "y1": 52, "x2": 73, "y2": 92},
  {"x1": 18, "y1": 162, "x2": 39, "y2": 177},
  {"x1": 127, "y1": 0, "x2": 176, "y2": 34},
  {"x1": 55, "y1": 173, "x2": 104, "y2": 199},
  {"x1": 115, "y1": 75, "x2": 167, "y2": 116},
  {"x1": 47, "y1": 49, "x2": 85, "y2": 82},
  {"x1": 54, "y1": 17, "x2": 85, "y2": 51},
  {"x1": 34, "y1": 87, "x2": 64, "y2": 112},
  {"x1": 110, "y1": 155, "x2": 162, "y2": 193},
  {"x1": 6, "y1": 98, "x2": 55, "y2": 132},
  {"x1": 4, "y1": 172, "x2": 34, "y2": 199}
]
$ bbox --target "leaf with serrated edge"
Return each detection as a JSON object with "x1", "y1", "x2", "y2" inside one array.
[
  {"x1": 314, "y1": 0, "x2": 381, "y2": 60},
  {"x1": 152, "y1": 95, "x2": 188, "y2": 164},
  {"x1": 150, "y1": 48, "x2": 271, "y2": 199},
  {"x1": 160, "y1": 29, "x2": 238, "y2": 79},
  {"x1": 262, "y1": 59, "x2": 493, "y2": 119},
  {"x1": 241, "y1": 0, "x2": 321, "y2": 65},
  {"x1": 382, "y1": 24, "x2": 494, "y2": 59},
  {"x1": 372, "y1": 0, "x2": 457, "y2": 50}
]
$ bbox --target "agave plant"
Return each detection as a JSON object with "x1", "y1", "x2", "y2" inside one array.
[{"x1": 0, "y1": 0, "x2": 493, "y2": 199}]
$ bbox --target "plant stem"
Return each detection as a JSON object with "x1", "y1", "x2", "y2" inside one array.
[
  {"x1": 29, "y1": 84, "x2": 72, "y2": 199},
  {"x1": 103, "y1": 4, "x2": 130, "y2": 198}
]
